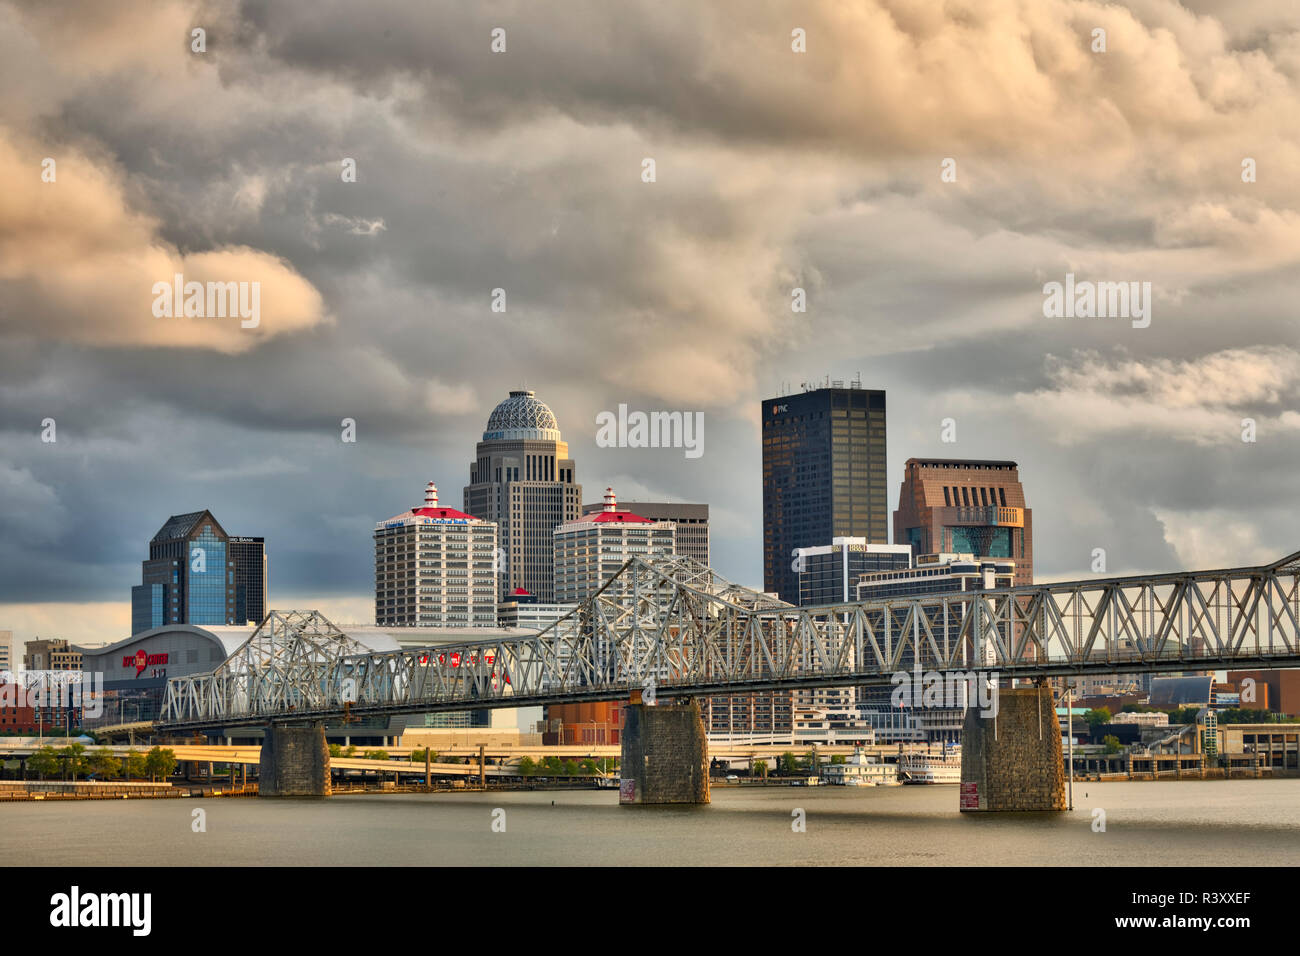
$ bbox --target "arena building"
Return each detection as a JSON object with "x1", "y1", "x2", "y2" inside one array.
[{"x1": 76, "y1": 621, "x2": 536, "y2": 745}]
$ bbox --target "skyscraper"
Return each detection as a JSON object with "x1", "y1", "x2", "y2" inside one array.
[
  {"x1": 130, "y1": 511, "x2": 268, "y2": 634},
  {"x1": 893, "y1": 458, "x2": 1033, "y2": 587},
  {"x1": 582, "y1": 500, "x2": 710, "y2": 566},
  {"x1": 374, "y1": 481, "x2": 498, "y2": 627},
  {"x1": 227, "y1": 537, "x2": 268, "y2": 626},
  {"x1": 464, "y1": 389, "x2": 582, "y2": 602},
  {"x1": 554, "y1": 488, "x2": 676, "y2": 604},
  {"x1": 762, "y1": 381, "x2": 888, "y2": 604}
]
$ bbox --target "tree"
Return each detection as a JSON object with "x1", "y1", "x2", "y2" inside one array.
[
  {"x1": 752, "y1": 759, "x2": 768, "y2": 779},
  {"x1": 28, "y1": 746, "x2": 59, "y2": 780},
  {"x1": 517, "y1": 756, "x2": 536, "y2": 777},
  {"x1": 539, "y1": 755, "x2": 563, "y2": 775},
  {"x1": 58, "y1": 743, "x2": 88, "y2": 780},
  {"x1": 88, "y1": 747, "x2": 121, "y2": 779},
  {"x1": 363, "y1": 750, "x2": 390, "y2": 761},
  {"x1": 562, "y1": 759, "x2": 579, "y2": 776},
  {"x1": 1102, "y1": 735, "x2": 1122, "y2": 754},
  {"x1": 144, "y1": 746, "x2": 177, "y2": 782},
  {"x1": 124, "y1": 749, "x2": 147, "y2": 781},
  {"x1": 329, "y1": 743, "x2": 342, "y2": 757},
  {"x1": 831, "y1": 755, "x2": 847, "y2": 765},
  {"x1": 779, "y1": 752, "x2": 799, "y2": 776},
  {"x1": 579, "y1": 759, "x2": 598, "y2": 776},
  {"x1": 1084, "y1": 708, "x2": 1112, "y2": 729},
  {"x1": 344, "y1": 745, "x2": 358, "y2": 758}
]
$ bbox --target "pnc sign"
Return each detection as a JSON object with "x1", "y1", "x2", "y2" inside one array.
[{"x1": 122, "y1": 650, "x2": 169, "y2": 675}]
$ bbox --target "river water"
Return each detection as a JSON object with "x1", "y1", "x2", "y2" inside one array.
[{"x1": 7, "y1": 779, "x2": 1300, "y2": 866}]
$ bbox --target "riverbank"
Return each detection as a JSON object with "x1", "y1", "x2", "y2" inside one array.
[{"x1": 0, "y1": 781, "x2": 256, "y2": 801}]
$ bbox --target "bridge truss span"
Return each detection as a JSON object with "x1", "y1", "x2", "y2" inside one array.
[{"x1": 158, "y1": 551, "x2": 1300, "y2": 732}]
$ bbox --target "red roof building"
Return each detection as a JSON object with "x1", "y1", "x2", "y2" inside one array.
[
  {"x1": 552, "y1": 488, "x2": 675, "y2": 603},
  {"x1": 374, "y1": 482, "x2": 499, "y2": 628}
]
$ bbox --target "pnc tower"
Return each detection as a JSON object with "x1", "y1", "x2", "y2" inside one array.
[
  {"x1": 762, "y1": 381, "x2": 888, "y2": 604},
  {"x1": 464, "y1": 389, "x2": 582, "y2": 602}
]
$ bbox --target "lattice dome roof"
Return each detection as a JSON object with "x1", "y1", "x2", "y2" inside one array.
[{"x1": 483, "y1": 389, "x2": 561, "y2": 441}]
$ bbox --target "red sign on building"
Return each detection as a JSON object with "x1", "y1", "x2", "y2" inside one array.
[
  {"x1": 122, "y1": 651, "x2": 168, "y2": 675},
  {"x1": 960, "y1": 782, "x2": 979, "y2": 810}
]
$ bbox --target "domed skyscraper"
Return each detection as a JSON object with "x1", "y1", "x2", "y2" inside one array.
[{"x1": 465, "y1": 389, "x2": 582, "y2": 601}]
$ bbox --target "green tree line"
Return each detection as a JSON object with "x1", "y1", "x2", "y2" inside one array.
[{"x1": 26, "y1": 744, "x2": 176, "y2": 782}]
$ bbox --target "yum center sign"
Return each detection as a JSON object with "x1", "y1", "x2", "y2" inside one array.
[{"x1": 122, "y1": 650, "x2": 169, "y2": 676}]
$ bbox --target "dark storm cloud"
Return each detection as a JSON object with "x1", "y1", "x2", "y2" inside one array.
[{"x1": 0, "y1": 0, "x2": 1298, "y2": 641}]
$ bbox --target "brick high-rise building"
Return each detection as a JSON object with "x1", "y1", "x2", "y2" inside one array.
[
  {"x1": 893, "y1": 458, "x2": 1033, "y2": 587},
  {"x1": 22, "y1": 638, "x2": 81, "y2": 671}
]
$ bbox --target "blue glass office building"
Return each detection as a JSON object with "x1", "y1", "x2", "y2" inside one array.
[{"x1": 130, "y1": 511, "x2": 267, "y2": 635}]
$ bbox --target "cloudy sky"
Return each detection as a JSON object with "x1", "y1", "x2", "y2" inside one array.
[{"x1": 2, "y1": 0, "x2": 1298, "y2": 647}]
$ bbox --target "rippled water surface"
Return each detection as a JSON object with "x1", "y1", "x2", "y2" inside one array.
[{"x1": 7, "y1": 779, "x2": 1300, "y2": 865}]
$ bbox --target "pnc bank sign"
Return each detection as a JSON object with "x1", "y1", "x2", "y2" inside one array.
[{"x1": 122, "y1": 650, "x2": 169, "y2": 675}]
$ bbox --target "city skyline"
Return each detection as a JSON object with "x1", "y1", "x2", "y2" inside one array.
[
  {"x1": 4, "y1": 366, "x2": 1298, "y2": 647},
  {"x1": 3, "y1": 1, "x2": 1299, "y2": 646}
]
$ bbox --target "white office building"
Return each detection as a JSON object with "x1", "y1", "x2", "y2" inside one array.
[
  {"x1": 553, "y1": 488, "x2": 675, "y2": 604},
  {"x1": 374, "y1": 481, "x2": 499, "y2": 628}
]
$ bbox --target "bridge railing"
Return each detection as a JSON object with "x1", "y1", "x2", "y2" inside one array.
[{"x1": 158, "y1": 551, "x2": 1300, "y2": 730}]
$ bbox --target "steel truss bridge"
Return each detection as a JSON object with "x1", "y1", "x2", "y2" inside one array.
[{"x1": 158, "y1": 551, "x2": 1300, "y2": 732}]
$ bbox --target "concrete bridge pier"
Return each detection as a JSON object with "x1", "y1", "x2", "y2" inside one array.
[
  {"x1": 619, "y1": 699, "x2": 710, "y2": 805},
  {"x1": 258, "y1": 723, "x2": 331, "y2": 797},
  {"x1": 960, "y1": 685, "x2": 1065, "y2": 812}
]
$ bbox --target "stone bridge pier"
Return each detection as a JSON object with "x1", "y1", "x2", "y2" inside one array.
[
  {"x1": 258, "y1": 723, "x2": 330, "y2": 797},
  {"x1": 619, "y1": 699, "x2": 710, "y2": 805},
  {"x1": 960, "y1": 684, "x2": 1066, "y2": 812}
]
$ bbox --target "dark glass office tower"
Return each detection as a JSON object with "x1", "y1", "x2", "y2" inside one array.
[
  {"x1": 227, "y1": 537, "x2": 268, "y2": 626},
  {"x1": 762, "y1": 382, "x2": 887, "y2": 604}
]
